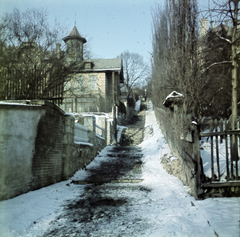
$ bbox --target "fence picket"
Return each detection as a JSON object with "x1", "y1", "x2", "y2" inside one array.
[
  {"x1": 220, "y1": 118, "x2": 223, "y2": 143},
  {"x1": 214, "y1": 119, "x2": 220, "y2": 180},
  {"x1": 193, "y1": 124, "x2": 201, "y2": 196},
  {"x1": 230, "y1": 134, "x2": 234, "y2": 180},
  {"x1": 210, "y1": 119, "x2": 214, "y2": 181},
  {"x1": 236, "y1": 134, "x2": 239, "y2": 180},
  {"x1": 225, "y1": 118, "x2": 230, "y2": 180}
]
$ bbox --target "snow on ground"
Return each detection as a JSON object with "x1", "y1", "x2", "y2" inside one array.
[
  {"x1": 0, "y1": 101, "x2": 240, "y2": 237},
  {"x1": 134, "y1": 99, "x2": 141, "y2": 111},
  {"x1": 139, "y1": 102, "x2": 240, "y2": 236},
  {"x1": 0, "y1": 181, "x2": 84, "y2": 237},
  {"x1": 117, "y1": 124, "x2": 127, "y2": 143}
]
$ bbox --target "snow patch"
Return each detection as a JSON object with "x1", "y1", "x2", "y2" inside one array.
[
  {"x1": 117, "y1": 125, "x2": 127, "y2": 143},
  {"x1": 134, "y1": 99, "x2": 141, "y2": 111},
  {"x1": 64, "y1": 112, "x2": 75, "y2": 118}
]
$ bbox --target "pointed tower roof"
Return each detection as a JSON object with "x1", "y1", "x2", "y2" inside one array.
[{"x1": 62, "y1": 26, "x2": 87, "y2": 43}]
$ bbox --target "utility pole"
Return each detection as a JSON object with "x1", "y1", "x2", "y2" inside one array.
[{"x1": 112, "y1": 71, "x2": 117, "y2": 144}]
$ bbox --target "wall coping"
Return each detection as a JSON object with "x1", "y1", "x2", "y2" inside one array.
[
  {"x1": 0, "y1": 101, "x2": 44, "y2": 110},
  {"x1": 74, "y1": 141, "x2": 93, "y2": 146},
  {"x1": 0, "y1": 100, "x2": 66, "y2": 115},
  {"x1": 96, "y1": 134, "x2": 105, "y2": 140},
  {"x1": 75, "y1": 123, "x2": 88, "y2": 131}
]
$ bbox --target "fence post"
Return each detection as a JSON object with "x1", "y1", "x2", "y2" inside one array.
[
  {"x1": 62, "y1": 114, "x2": 75, "y2": 179},
  {"x1": 98, "y1": 116, "x2": 107, "y2": 143},
  {"x1": 210, "y1": 119, "x2": 214, "y2": 181},
  {"x1": 84, "y1": 115, "x2": 96, "y2": 145},
  {"x1": 107, "y1": 119, "x2": 112, "y2": 145},
  {"x1": 193, "y1": 123, "x2": 201, "y2": 198}
]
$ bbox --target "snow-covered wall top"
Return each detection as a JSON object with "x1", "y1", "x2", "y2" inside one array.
[{"x1": 163, "y1": 91, "x2": 184, "y2": 107}]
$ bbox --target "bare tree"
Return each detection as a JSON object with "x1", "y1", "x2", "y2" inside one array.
[
  {"x1": 151, "y1": 0, "x2": 200, "y2": 115},
  {"x1": 0, "y1": 8, "x2": 84, "y2": 103},
  {"x1": 205, "y1": 0, "x2": 240, "y2": 126},
  {"x1": 200, "y1": 0, "x2": 240, "y2": 162},
  {"x1": 119, "y1": 50, "x2": 149, "y2": 104},
  {"x1": 198, "y1": 22, "x2": 233, "y2": 118}
]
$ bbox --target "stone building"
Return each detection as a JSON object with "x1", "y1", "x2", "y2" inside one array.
[{"x1": 60, "y1": 26, "x2": 124, "y2": 113}]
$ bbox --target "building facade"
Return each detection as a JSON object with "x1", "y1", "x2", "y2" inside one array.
[{"x1": 60, "y1": 26, "x2": 124, "y2": 113}]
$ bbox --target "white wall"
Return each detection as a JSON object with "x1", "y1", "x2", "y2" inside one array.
[{"x1": 0, "y1": 105, "x2": 46, "y2": 200}]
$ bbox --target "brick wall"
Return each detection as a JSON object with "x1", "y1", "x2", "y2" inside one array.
[{"x1": 31, "y1": 103, "x2": 65, "y2": 190}]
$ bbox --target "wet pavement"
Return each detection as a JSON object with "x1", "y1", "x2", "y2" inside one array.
[{"x1": 43, "y1": 102, "x2": 151, "y2": 237}]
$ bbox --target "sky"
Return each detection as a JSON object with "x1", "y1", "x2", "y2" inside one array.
[{"x1": 0, "y1": 0, "x2": 216, "y2": 65}]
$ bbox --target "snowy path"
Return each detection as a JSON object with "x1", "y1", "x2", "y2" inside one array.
[{"x1": 0, "y1": 102, "x2": 239, "y2": 237}]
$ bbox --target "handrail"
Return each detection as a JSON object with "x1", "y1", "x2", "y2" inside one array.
[
  {"x1": 96, "y1": 124, "x2": 103, "y2": 131},
  {"x1": 96, "y1": 123, "x2": 104, "y2": 138},
  {"x1": 200, "y1": 129, "x2": 240, "y2": 137}
]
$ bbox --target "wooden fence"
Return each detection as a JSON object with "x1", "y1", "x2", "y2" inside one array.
[
  {"x1": 154, "y1": 106, "x2": 240, "y2": 197},
  {"x1": 1, "y1": 73, "x2": 64, "y2": 106},
  {"x1": 195, "y1": 118, "x2": 240, "y2": 194}
]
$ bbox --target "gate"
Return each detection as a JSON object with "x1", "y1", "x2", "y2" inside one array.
[{"x1": 194, "y1": 118, "x2": 240, "y2": 197}]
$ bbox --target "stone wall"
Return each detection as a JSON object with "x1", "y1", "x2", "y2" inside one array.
[
  {"x1": 0, "y1": 101, "x2": 111, "y2": 201},
  {"x1": 154, "y1": 107, "x2": 198, "y2": 198},
  {"x1": 31, "y1": 103, "x2": 65, "y2": 190}
]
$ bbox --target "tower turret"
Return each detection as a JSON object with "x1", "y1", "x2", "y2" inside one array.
[{"x1": 63, "y1": 26, "x2": 87, "y2": 63}]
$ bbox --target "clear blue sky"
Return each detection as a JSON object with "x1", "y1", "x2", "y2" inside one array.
[{"x1": 0, "y1": 0, "x2": 213, "y2": 64}]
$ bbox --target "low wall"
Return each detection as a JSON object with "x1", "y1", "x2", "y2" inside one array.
[{"x1": 0, "y1": 101, "x2": 110, "y2": 201}]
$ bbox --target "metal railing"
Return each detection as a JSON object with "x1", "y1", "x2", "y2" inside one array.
[{"x1": 96, "y1": 124, "x2": 105, "y2": 138}]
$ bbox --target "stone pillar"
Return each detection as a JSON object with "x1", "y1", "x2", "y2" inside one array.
[
  {"x1": 116, "y1": 106, "x2": 119, "y2": 120},
  {"x1": 62, "y1": 114, "x2": 75, "y2": 179},
  {"x1": 84, "y1": 115, "x2": 96, "y2": 145},
  {"x1": 98, "y1": 116, "x2": 107, "y2": 143}
]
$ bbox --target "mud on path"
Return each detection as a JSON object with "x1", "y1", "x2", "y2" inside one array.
[
  {"x1": 120, "y1": 101, "x2": 146, "y2": 146},
  {"x1": 43, "y1": 102, "x2": 152, "y2": 237}
]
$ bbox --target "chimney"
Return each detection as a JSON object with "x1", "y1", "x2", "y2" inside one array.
[
  {"x1": 225, "y1": 20, "x2": 228, "y2": 27},
  {"x1": 56, "y1": 43, "x2": 61, "y2": 58},
  {"x1": 200, "y1": 18, "x2": 208, "y2": 36}
]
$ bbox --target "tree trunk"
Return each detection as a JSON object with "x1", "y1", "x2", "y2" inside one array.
[{"x1": 231, "y1": 0, "x2": 239, "y2": 161}]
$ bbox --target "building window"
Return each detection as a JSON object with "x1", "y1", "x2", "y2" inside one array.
[
  {"x1": 64, "y1": 98, "x2": 73, "y2": 112},
  {"x1": 64, "y1": 80, "x2": 72, "y2": 91},
  {"x1": 89, "y1": 75, "x2": 97, "y2": 91},
  {"x1": 75, "y1": 75, "x2": 85, "y2": 94}
]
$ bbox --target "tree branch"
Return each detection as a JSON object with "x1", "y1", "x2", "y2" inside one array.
[
  {"x1": 215, "y1": 34, "x2": 232, "y2": 44},
  {"x1": 198, "y1": 61, "x2": 232, "y2": 79}
]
